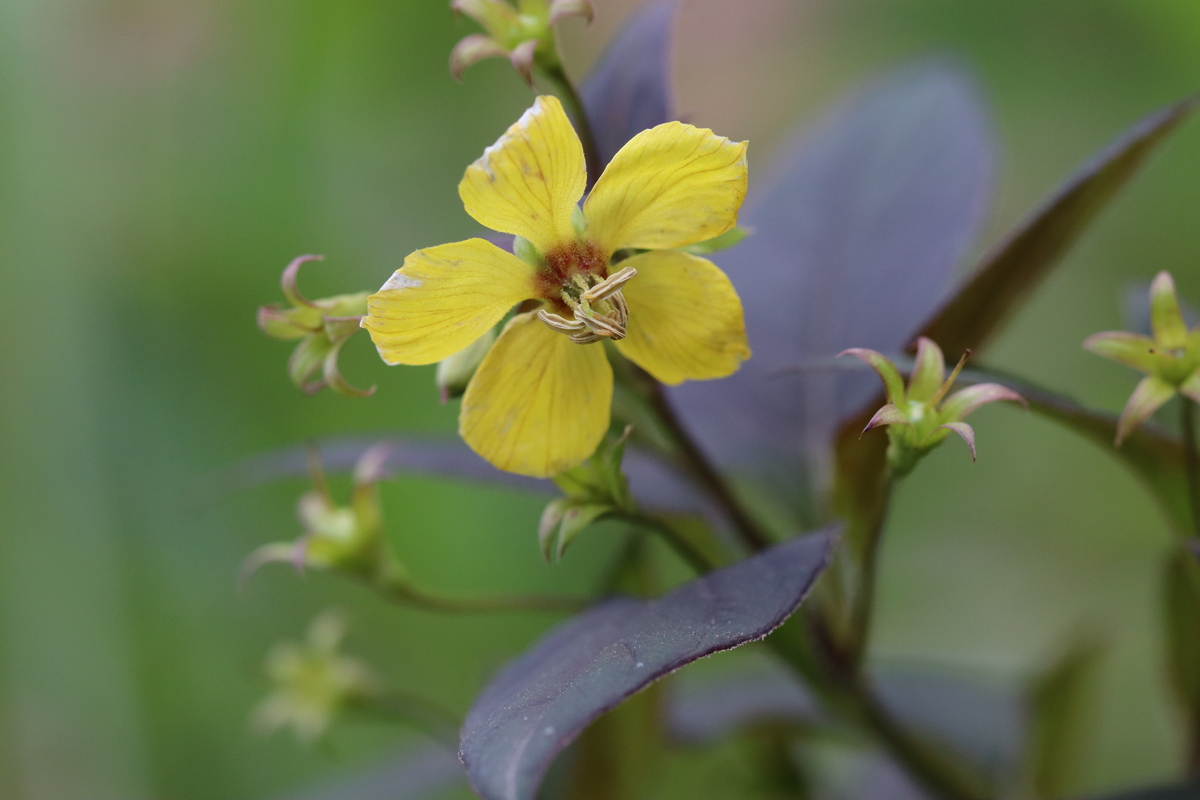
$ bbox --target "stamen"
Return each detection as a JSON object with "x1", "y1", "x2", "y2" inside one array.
[
  {"x1": 570, "y1": 330, "x2": 605, "y2": 344},
  {"x1": 583, "y1": 266, "x2": 638, "y2": 304},
  {"x1": 537, "y1": 309, "x2": 586, "y2": 333},
  {"x1": 576, "y1": 310, "x2": 623, "y2": 338},
  {"x1": 543, "y1": 267, "x2": 637, "y2": 345}
]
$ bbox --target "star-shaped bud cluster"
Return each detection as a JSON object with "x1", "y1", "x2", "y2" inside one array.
[
  {"x1": 253, "y1": 611, "x2": 379, "y2": 744},
  {"x1": 841, "y1": 337, "x2": 1026, "y2": 476},
  {"x1": 1085, "y1": 270, "x2": 1200, "y2": 445}
]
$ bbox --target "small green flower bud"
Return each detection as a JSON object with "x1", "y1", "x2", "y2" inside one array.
[
  {"x1": 535, "y1": 427, "x2": 634, "y2": 560},
  {"x1": 1085, "y1": 270, "x2": 1200, "y2": 444},
  {"x1": 240, "y1": 445, "x2": 399, "y2": 586},
  {"x1": 448, "y1": 0, "x2": 592, "y2": 84},
  {"x1": 552, "y1": 425, "x2": 634, "y2": 509},
  {"x1": 258, "y1": 255, "x2": 374, "y2": 398},
  {"x1": 538, "y1": 498, "x2": 612, "y2": 562},
  {"x1": 841, "y1": 338, "x2": 1025, "y2": 476},
  {"x1": 436, "y1": 328, "x2": 497, "y2": 403},
  {"x1": 253, "y1": 611, "x2": 378, "y2": 744}
]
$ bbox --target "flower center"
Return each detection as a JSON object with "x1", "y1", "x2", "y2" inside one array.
[
  {"x1": 537, "y1": 266, "x2": 637, "y2": 344},
  {"x1": 532, "y1": 241, "x2": 636, "y2": 345}
]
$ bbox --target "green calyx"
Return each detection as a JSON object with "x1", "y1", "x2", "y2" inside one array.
[
  {"x1": 841, "y1": 337, "x2": 1025, "y2": 477},
  {"x1": 257, "y1": 255, "x2": 373, "y2": 398}
]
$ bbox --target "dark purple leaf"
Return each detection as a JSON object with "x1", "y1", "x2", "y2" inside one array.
[
  {"x1": 920, "y1": 96, "x2": 1197, "y2": 356},
  {"x1": 876, "y1": 668, "x2": 1023, "y2": 785},
  {"x1": 668, "y1": 659, "x2": 1021, "y2": 786},
  {"x1": 1190, "y1": 541, "x2": 1200, "y2": 563},
  {"x1": 195, "y1": 434, "x2": 704, "y2": 513},
  {"x1": 668, "y1": 63, "x2": 993, "y2": 493},
  {"x1": 581, "y1": 0, "x2": 677, "y2": 165},
  {"x1": 459, "y1": 527, "x2": 839, "y2": 800}
]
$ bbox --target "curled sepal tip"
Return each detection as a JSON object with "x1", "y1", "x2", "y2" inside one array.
[
  {"x1": 839, "y1": 347, "x2": 905, "y2": 405},
  {"x1": 549, "y1": 0, "x2": 594, "y2": 26},
  {"x1": 258, "y1": 255, "x2": 373, "y2": 398},
  {"x1": 861, "y1": 403, "x2": 910, "y2": 437},
  {"x1": 938, "y1": 421, "x2": 977, "y2": 462}
]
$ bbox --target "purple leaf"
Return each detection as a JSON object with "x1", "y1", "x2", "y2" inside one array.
[
  {"x1": 968, "y1": 369, "x2": 1193, "y2": 537},
  {"x1": 919, "y1": 96, "x2": 1197, "y2": 357},
  {"x1": 667, "y1": 63, "x2": 993, "y2": 493},
  {"x1": 580, "y1": 0, "x2": 677, "y2": 166},
  {"x1": 1190, "y1": 541, "x2": 1200, "y2": 563},
  {"x1": 667, "y1": 660, "x2": 1022, "y2": 786},
  {"x1": 458, "y1": 527, "x2": 838, "y2": 800}
]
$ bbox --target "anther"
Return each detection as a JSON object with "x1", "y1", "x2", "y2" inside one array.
[
  {"x1": 537, "y1": 309, "x2": 586, "y2": 333},
  {"x1": 582, "y1": 266, "x2": 638, "y2": 304}
]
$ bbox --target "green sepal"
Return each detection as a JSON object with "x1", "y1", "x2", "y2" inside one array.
[
  {"x1": 538, "y1": 499, "x2": 613, "y2": 562},
  {"x1": 513, "y1": 235, "x2": 543, "y2": 268},
  {"x1": 552, "y1": 426, "x2": 634, "y2": 511},
  {"x1": 677, "y1": 226, "x2": 750, "y2": 256},
  {"x1": 436, "y1": 327, "x2": 497, "y2": 403}
]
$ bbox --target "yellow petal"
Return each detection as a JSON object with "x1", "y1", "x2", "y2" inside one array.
[
  {"x1": 458, "y1": 95, "x2": 586, "y2": 254},
  {"x1": 461, "y1": 313, "x2": 612, "y2": 477},
  {"x1": 362, "y1": 239, "x2": 534, "y2": 366},
  {"x1": 613, "y1": 251, "x2": 750, "y2": 385},
  {"x1": 583, "y1": 122, "x2": 747, "y2": 253}
]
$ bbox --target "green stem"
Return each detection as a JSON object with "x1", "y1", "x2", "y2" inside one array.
[
  {"x1": 611, "y1": 511, "x2": 719, "y2": 574},
  {"x1": 847, "y1": 476, "x2": 894, "y2": 666},
  {"x1": 1182, "y1": 399, "x2": 1200, "y2": 538},
  {"x1": 768, "y1": 628, "x2": 992, "y2": 800},
  {"x1": 540, "y1": 62, "x2": 603, "y2": 183},
  {"x1": 640, "y1": 377, "x2": 773, "y2": 553},
  {"x1": 376, "y1": 568, "x2": 587, "y2": 614},
  {"x1": 851, "y1": 678, "x2": 993, "y2": 800}
]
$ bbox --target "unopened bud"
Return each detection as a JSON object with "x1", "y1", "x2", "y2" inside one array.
[
  {"x1": 253, "y1": 611, "x2": 378, "y2": 744},
  {"x1": 436, "y1": 328, "x2": 497, "y2": 403},
  {"x1": 257, "y1": 255, "x2": 374, "y2": 398}
]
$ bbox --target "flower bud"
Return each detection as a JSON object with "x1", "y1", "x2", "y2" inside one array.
[
  {"x1": 448, "y1": 0, "x2": 592, "y2": 84},
  {"x1": 240, "y1": 445, "x2": 398, "y2": 586},
  {"x1": 436, "y1": 328, "x2": 497, "y2": 403},
  {"x1": 841, "y1": 338, "x2": 1025, "y2": 476},
  {"x1": 253, "y1": 611, "x2": 378, "y2": 744},
  {"x1": 536, "y1": 427, "x2": 633, "y2": 560},
  {"x1": 257, "y1": 255, "x2": 374, "y2": 398},
  {"x1": 538, "y1": 498, "x2": 612, "y2": 562},
  {"x1": 1085, "y1": 270, "x2": 1200, "y2": 445}
]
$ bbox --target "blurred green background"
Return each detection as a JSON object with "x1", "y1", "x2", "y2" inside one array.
[{"x1": 1, "y1": 1, "x2": 1199, "y2": 797}]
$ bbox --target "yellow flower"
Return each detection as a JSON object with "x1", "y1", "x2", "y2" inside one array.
[{"x1": 362, "y1": 96, "x2": 750, "y2": 478}]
